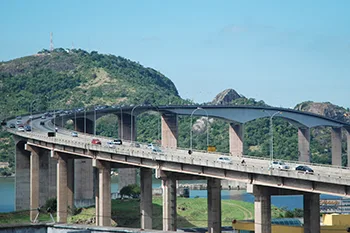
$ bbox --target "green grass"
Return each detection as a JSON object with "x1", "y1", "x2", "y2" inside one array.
[{"x1": 1, "y1": 198, "x2": 286, "y2": 230}]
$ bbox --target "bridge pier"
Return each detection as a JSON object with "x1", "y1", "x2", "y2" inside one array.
[
  {"x1": 118, "y1": 113, "x2": 138, "y2": 192},
  {"x1": 347, "y1": 128, "x2": 350, "y2": 167},
  {"x1": 331, "y1": 127, "x2": 342, "y2": 166},
  {"x1": 229, "y1": 123, "x2": 243, "y2": 156},
  {"x1": 93, "y1": 159, "x2": 111, "y2": 226},
  {"x1": 161, "y1": 113, "x2": 178, "y2": 149},
  {"x1": 26, "y1": 144, "x2": 40, "y2": 222},
  {"x1": 140, "y1": 167, "x2": 153, "y2": 230},
  {"x1": 252, "y1": 185, "x2": 271, "y2": 233},
  {"x1": 298, "y1": 127, "x2": 310, "y2": 162},
  {"x1": 162, "y1": 173, "x2": 177, "y2": 231},
  {"x1": 56, "y1": 152, "x2": 68, "y2": 223},
  {"x1": 207, "y1": 178, "x2": 221, "y2": 233},
  {"x1": 304, "y1": 193, "x2": 320, "y2": 233}
]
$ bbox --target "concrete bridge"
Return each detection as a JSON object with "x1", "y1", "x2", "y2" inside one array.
[{"x1": 6, "y1": 105, "x2": 350, "y2": 233}]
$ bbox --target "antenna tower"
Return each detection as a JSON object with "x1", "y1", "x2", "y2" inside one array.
[{"x1": 50, "y1": 32, "x2": 54, "y2": 51}]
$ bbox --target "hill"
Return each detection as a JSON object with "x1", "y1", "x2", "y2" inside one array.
[
  {"x1": 0, "y1": 48, "x2": 182, "y2": 117},
  {"x1": 0, "y1": 50, "x2": 349, "y2": 174}
]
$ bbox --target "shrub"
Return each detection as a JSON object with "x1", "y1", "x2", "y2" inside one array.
[{"x1": 44, "y1": 198, "x2": 57, "y2": 213}]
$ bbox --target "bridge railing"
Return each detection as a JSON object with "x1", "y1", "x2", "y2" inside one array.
[{"x1": 8, "y1": 127, "x2": 350, "y2": 183}]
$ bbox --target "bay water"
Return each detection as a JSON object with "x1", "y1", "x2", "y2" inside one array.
[{"x1": 0, "y1": 177, "x2": 340, "y2": 213}]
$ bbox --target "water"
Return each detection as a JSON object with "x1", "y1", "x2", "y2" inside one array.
[
  {"x1": 0, "y1": 177, "x2": 343, "y2": 213},
  {"x1": 0, "y1": 177, "x2": 15, "y2": 212}
]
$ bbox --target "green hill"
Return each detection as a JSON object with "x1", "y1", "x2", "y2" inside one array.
[{"x1": 0, "y1": 49, "x2": 349, "y2": 174}]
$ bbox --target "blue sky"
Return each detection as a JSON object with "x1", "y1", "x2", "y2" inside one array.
[{"x1": 1, "y1": 0, "x2": 349, "y2": 108}]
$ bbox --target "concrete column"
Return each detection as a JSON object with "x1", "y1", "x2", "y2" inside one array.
[
  {"x1": 229, "y1": 123, "x2": 243, "y2": 156},
  {"x1": 75, "y1": 117, "x2": 94, "y2": 134},
  {"x1": 331, "y1": 127, "x2": 342, "y2": 166},
  {"x1": 74, "y1": 159, "x2": 94, "y2": 201},
  {"x1": 67, "y1": 158, "x2": 74, "y2": 209},
  {"x1": 161, "y1": 114, "x2": 178, "y2": 149},
  {"x1": 57, "y1": 152, "x2": 68, "y2": 223},
  {"x1": 15, "y1": 140, "x2": 31, "y2": 211},
  {"x1": 141, "y1": 168, "x2": 153, "y2": 230},
  {"x1": 93, "y1": 159, "x2": 111, "y2": 226},
  {"x1": 298, "y1": 128, "x2": 310, "y2": 162},
  {"x1": 254, "y1": 186, "x2": 271, "y2": 233},
  {"x1": 162, "y1": 175, "x2": 177, "y2": 231},
  {"x1": 207, "y1": 178, "x2": 221, "y2": 233},
  {"x1": 28, "y1": 145, "x2": 40, "y2": 222},
  {"x1": 346, "y1": 128, "x2": 350, "y2": 167},
  {"x1": 118, "y1": 113, "x2": 137, "y2": 192},
  {"x1": 118, "y1": 113, "x2": 136, "y2": 141},
  {"x1": 304, "y1": 193, "x2": 320, "y2": 233}
]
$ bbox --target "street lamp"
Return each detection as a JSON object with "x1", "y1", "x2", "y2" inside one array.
[
  {"x1": 263, "y1": 110, "x2": 282, "y2": 161},
  {"x1": 94, "y1": 106, "x2": 97, "y2": 136},
  {"x1": 120, "y1": 106, "x2": 123, "y2": 140},
  {"x1": 131, "y1": 104, "x2": 142, "y2": 143},
  {"x1": 190, "y1": 107, "x2": 209, "y2": 153},
  {"x1": 30, "y1": 98, "x2": 40, "y2": 132}
]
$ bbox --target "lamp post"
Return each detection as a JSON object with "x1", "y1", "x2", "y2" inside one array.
[
  {"x1": 190, "y1": 107, "x2": 209, "y2": 152},
  {"x1": 30, "y1": 98, "x2": 40, "y2": 132},
  {"x1": 120, "y1": 106, "x2": 123, "y2": 140},
  {"x1": 84, "y1": 108, "x2": 87, "y2": 142},
  {"x1": 94, "y1": 106, "x2": 97, "y2": 136},
  {"x1": 131, "y1": 104, "x2": 141, "y2": 143},
  {"x1": 263, "y1": 110, "x2": 282, "y2": 161}
]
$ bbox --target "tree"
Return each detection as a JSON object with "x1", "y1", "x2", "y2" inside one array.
[{"x1": 119, "y1": 184, "x2": 140, "y2": 199}]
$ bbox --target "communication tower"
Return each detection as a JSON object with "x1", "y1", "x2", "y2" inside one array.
[{"x1": 50, "y1": 32, "x2": 54, "y2": 51}]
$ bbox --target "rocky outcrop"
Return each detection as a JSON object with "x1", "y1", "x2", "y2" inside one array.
[
  {"x1": 211, "y1": 89, "x2": 241, "y2": 105},
  {"x1": 295, "y1": 101, "x2": 349, "y2": 123}
]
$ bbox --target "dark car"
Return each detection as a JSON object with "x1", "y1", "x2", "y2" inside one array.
[
  {"x1": 295, "y1": 165, "x2": 314, "y2": 174},
  {"x1": 113, "y1": 139, "x2": 122, "y2": 145},
  {"x1": 24, "y1": 125, "x2": 32, "y2": 131},
  {"x1": 40, "y1": 121, "x2": 45, "y2": 125},
  {"x1": 9, "y1": 123, "x2": 16, "y2": 128}
]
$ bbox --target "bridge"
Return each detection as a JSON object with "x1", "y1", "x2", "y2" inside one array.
[{"x1": 5, "y1": 105, "x2": 350, "y2": 233}]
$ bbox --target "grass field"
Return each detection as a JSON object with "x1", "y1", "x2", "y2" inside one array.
[{"x1": 0, "y1": 197, "x2": 286, "y2": 230}]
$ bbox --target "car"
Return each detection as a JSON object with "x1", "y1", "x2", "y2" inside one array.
[
  {"x1": 269, "y1": 161, "x2": 290, "y2": 170},
  {"x1": 217, "y1": 156, "x2": 233, "y2": 164},
  {"x1": 91, "y1": 138, "x2": 102, "y2": 145},
  {"x1": 295, "y1": 165, "x2": 314, "y2": 174},
  {"x1": 147, "y1": 143, "x2": 162, "y2": 152},
  {"x1": 9, "y1": 123, "x2": 16, "y2": 128},
  {"x1": 113, "y1": 139, "x2": 122, "y2": 145},
  {"x1": 24, "y1": 125, "x2": 32, "y2": 131},
  {"x1": 71, "y1": 132, "x2": 78, "y2": 137},
  {"x1": 16, "y1": 116, "x2": 22, "y2": 120},
  {"x1": 17, "y1": 126, "x2": 25, "y2": 132},
  {"x1": 131, "y1": 142, "x2": 141, "y2": 148},
  {"x1": 16, "y1": 120, "x2": 22, "y2": 125},
  {"x1": 40, "y1": 121, "x2": 45, "y2": 125},
  {"x1": 107, "y1": 141, "x2": 115, "y2": 148},
  {"x1": 41, "y1": 115, "x2": 46, "y2": 119}
]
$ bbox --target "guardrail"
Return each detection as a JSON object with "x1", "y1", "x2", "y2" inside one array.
[{"x1": 6, "y1": 124, "x2": 350, "y2": 186}]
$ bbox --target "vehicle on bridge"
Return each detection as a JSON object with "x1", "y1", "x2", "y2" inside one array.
[
  {"x1": 71, "y1": 131, "x2": 78, "y2": 137},
  {"x1": 295, "y1": 165, "x2": 314, "y2": 174},
  {"x1": 217, "y1": 156, "x2": 233, "y2": 164},
  {"x1": 91, "y1": 138, "x2": 102, "y2": 145},
  {"x1": 147, "y1": 143, "x2": 162, "y2": 152},
  {"x1": 269, "y1": 161, "x2": 290, "y2": 170}
]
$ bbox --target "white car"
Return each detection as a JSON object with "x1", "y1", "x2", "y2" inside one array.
[
  {"x1": 17, "y1": 126, "x2": 25, "y2": 132},
  {"x1": 217, "y1": 156, "x2": 232, "y2": 164},
  {"x1": 269, "y1": 161, "x2": 290, "y2": 170},
  {"x1": 147, "y1": 143, "x2": 162, "y2": 152},
  {"x1": 71, "y1": 132, "x2": 78, "y2": 137}
]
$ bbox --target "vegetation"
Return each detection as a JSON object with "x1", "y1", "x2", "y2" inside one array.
[
  {"x1": 119, "y1": 184, "x2": 141, "y2": 199},
  {"x1": 1, "y1": 48, "x2": 349, "y2": 175},
  {"x1": 0, "y1": 197, "x2": 289, "y2": 228}
]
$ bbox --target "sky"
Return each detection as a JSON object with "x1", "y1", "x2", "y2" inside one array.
[{"x1": 1, "y1": 0, "x2": 349, "y2": 109}]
